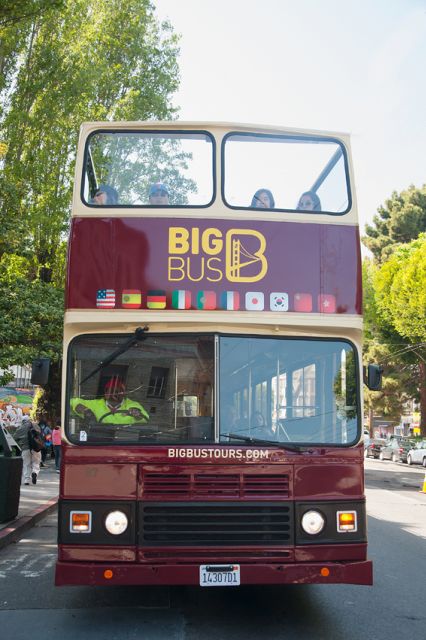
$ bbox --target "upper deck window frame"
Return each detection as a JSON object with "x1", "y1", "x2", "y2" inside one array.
[
  {"x1": 81, "y1": 128, "x2": 217, "y2": 209},
  {"x1": 221, "y1": 131, "x2": 352, "y2": 216}
]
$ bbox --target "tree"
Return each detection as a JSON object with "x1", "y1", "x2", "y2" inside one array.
[
  {"x1": 362, "y1": 259, "x2": 414, "y2": 432},
  {"x1": 0, "y1": 257, "x2": 63, "y2": 385},
  {"x1": 374, "y1": 236, "x2": 426, "y2": 435},
  {"x1": 0, "y1": 0, "x2": 181, "y2": 415},
  {"x1": 363, "y1": 184, "x2": 426, "y2": 263},
  {"x1": 362, "y1": 185, "x2": 426, "y2": 436}
]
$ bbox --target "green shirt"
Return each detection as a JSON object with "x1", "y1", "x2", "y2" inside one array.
[{"x1": 70, "y1": 397, "x2": 149, "y2": 424}]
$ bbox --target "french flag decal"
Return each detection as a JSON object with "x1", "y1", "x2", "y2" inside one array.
[{"x1": 221, "y1": 291, "x2": 240, "y2": 310}]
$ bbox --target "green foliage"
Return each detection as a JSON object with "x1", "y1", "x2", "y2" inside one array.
[
  {"x1": 0, "y1": 0, "x2": 181, "y2": 409},
  {"x1": 363, "y1": 184, "x2": 426, "y2": 263},
  {"x1": 362, "y1": 185, "x2": 426, "y2": 435},
  {"x1": 0, "y1": 276, "x2": 64, "y2": 384},
  {"x1": 0, "y1": 1, "x2": 64, "y2": 26},
  {"x1": 363, "y1": 236, "x2": 426, "y2": 435},
  {"x1": 333, "y1": 350, "x2": 357, "y2": 420},
  {"x1": 375, "y1": 235, "x2": 426, "y2": 342}
]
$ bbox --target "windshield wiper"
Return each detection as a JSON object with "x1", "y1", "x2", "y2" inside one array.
[
  {"x1": 80, "y1": 326, "x2": 149, "y2": 384},
  {"x1": 221, "y1": 433, "x2": 304, "y2": 452}
]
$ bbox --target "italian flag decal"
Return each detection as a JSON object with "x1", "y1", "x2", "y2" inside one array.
[{"x1": 172, "y1": 290, "x2": 192, "y2": 309}]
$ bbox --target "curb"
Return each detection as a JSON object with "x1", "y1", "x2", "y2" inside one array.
[{"x1": 0, "y1": 497, "x2": 58, "y2": 550}]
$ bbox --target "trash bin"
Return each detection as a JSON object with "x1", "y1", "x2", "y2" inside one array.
[{"x1": 0, "y1": 425, "x2": 23, "y2": 523}]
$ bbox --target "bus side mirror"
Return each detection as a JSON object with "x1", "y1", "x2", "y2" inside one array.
[
  {"x1": 31, "y1": 358, "x2": 51, "y2": 386},
  {"x1": 364, "y1": 364, "x2": 383, "y2": 391}
]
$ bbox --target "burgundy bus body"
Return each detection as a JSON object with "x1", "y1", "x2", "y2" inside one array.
[
  {"x1": 56, "y1": 442, "x2": 372, "y2": 586},
  {"x1": 66, "y1": 218, "x2": 362, "y2": 314}
]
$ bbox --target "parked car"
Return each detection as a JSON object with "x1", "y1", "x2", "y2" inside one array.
[
  {"x1": 379, "y1": 438, "x2": 415, "y2": 463},
  {"x1": 365, "y1": 438, "x2": 386, "y2": 459},
  {"x1": 406, "y1": 440, "x2": 426, "y2": 467}
]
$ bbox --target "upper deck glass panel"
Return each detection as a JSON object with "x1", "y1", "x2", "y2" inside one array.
[
  {"x1": 83, "y1": 130, "x2": 215, "y2": 207},
  {"x1": 81, "y1": 127, "x2": 351, "y2": 215},
  {"x1": 223, "y1": 133, "x2": 350, "y2": 214}
]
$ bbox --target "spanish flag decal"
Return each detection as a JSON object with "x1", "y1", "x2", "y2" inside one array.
[{"x1": 122, "y1": 289, "x2": 142, "y2": 309}]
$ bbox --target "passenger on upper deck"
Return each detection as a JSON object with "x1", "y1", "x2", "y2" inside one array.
[
  {"x1": 70, "y1": 376, "x2": 149, "y2": 425},
  {"x1": 250, "y1": 188, "x2": 275, "y2": 209},
  {"x1": 296, "y1": 190, "x2": 321, "y2": 212},
  {"x1": 92, "y1": 184, "x2": 119, "y2": 205},
  {"x1": 149, "y1": 182, "x2": 170, "y2": 205}
]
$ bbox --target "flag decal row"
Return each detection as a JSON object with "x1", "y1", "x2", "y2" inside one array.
[{"x1": 96, "y1": 289, "x2": 337, "y2": 312}]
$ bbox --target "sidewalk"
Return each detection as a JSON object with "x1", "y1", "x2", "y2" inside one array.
[{"x1": 0, "y1": 460, "x2": 59, "y2": 549}]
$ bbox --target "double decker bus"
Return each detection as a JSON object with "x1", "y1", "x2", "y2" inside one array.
[{"x1": 55, "y1": 121, "x2": 373, "y2": 587}]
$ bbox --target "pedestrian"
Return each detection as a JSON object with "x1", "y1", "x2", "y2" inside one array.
[
  {"x1": 52, "y1": 418, "x2": 62, "y2": 473},
  {"x1": 38, "y1": 416, "x2": 52, "y2": 466},
  {"x1": 14, "y1": 416, "x2": 43, "y2": 485}
]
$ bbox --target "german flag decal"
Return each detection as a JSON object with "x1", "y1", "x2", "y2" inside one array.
[{"x1": 147, "y1": 290, "x2": 166, "y2": 309}]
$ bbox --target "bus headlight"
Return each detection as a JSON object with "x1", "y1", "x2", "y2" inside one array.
[
  {"x1": 301, "y1": 510, "x2": 325, "y2": 535},
  {"x1": 105, "y1": 510, "x2": 128, "y2": 535}
]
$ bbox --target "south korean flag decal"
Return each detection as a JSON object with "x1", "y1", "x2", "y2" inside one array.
[{"x1": 270, "y1": 292, "x2": 289, "y2": 311}]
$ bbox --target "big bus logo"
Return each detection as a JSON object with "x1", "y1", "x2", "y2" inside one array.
[{"x1": 168, "y1": 227, "x2": 268, "y2": 283}]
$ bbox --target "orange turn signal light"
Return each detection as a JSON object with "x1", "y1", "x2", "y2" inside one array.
[
  {"x1": 336, "y1": 510, "x2": 357, "y2": 532},
  {"x1": 70, "y1": 510, "x2": 92, "y2": 533},
  {"x1": 104, "y1": 569, "x2": 113, "y2": 579},
  {"x1": 320, "y1": 567, "x2": 330, "y2": 577}
]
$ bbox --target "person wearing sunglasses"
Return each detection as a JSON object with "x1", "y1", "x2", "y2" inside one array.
[
  {"x1": 149, "y1": 182, "x2": 170, "y2": 205},
  {"x1": 296, "y1": 190, "x2": 321, "y2": 212}
]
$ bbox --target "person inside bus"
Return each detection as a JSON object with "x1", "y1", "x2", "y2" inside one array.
[
  {"x1": 296, "y1": 190, "x2": 321, "y2": 211},
  {"x1": 92, "y1": 184, "x2": 119, "y2": 205},
  {"x1": 250, "y1": 188, "x2": 275, "y2": 209},
  {"x1": 149, "y1": 182, "x2": 170, "y2": 205},
  {"x1": 251, "y1": 411, "x2": 275, "y2": 439},
  {"x1": 70, "y1": 376, "x2": 149, "y2": 425}
]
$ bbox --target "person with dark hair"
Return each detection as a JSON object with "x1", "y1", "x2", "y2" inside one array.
[
  {"x1": 38, "y1": 416, "x2": 52, "y2": 466},
  {"x1": 149, "y1": 182, "x2": 170, "y2": 205},
  {"x1": 251, "y1": 188, "x2": 275, "y2": 209},
  {"x1": 52, "y1": 418, "x2": 62, "y2": 474},
  {"x1": 92, "y1": 184, "x2": 119, "y2": 205},
  {"x1": 71, "y1": 376, "x2": 149, "y2": 425},
  {"x1": 296, "y1": 190, "x2": 321, "y2": 211}
]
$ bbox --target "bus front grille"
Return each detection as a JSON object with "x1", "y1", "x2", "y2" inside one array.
[
  {"x1": 139, "y1": 502, "x2": 294, "y2": 546},
  {"x1": 142, "y1": 472, "x2": 290, "y2": 499}
]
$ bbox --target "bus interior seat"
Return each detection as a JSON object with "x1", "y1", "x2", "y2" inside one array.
[{"x1": 188, "y1": 417, "x2": 214, "y2": 442}]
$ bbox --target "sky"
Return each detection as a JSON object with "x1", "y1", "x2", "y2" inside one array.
[{"x1": 154, "y1": 0, "x2": 426, "y2": 234}]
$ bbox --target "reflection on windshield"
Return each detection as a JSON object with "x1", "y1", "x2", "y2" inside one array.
[
  {"x1": 83, "y1": 131, "x2": 214, "y2": 207},
  {"x1": 219, "y1": 337, "x2": 358, "y2": 445},
  {"x1": 67, "y1": 334, "x2": 359, "y2": 446}
]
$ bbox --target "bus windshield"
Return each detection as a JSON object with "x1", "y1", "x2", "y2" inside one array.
[{"x1": 67, "y1": 335, "x2": 359, "y2": 446}]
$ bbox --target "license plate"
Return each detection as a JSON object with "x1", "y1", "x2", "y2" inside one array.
[{"x1": 199, "y1": 564, "x2": 240, "y2": 587}]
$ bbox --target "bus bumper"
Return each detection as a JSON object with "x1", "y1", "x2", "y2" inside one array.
[{"x1": 55, "y1": 559, "x2": 373, "y2": 587}]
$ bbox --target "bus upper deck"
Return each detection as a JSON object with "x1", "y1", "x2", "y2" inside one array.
[{"x1": 67, "y1": 121, "x2": 361, "y2": 320}]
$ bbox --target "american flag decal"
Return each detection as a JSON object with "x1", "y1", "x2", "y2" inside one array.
[{"x1": 96, "y1": 289, "x2": 115, "y2": 308}]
